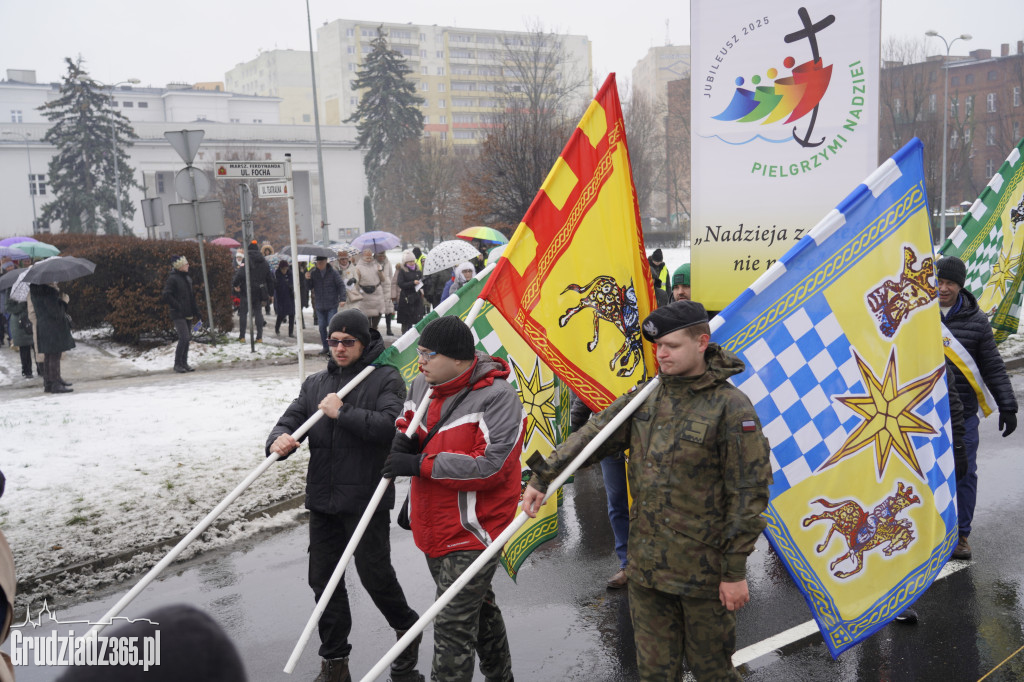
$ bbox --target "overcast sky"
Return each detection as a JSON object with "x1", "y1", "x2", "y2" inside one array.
[{"x1": 2, "y1": 0, "x2": 1023, "y2": 88}]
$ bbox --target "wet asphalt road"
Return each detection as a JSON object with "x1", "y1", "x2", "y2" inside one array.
[{"x1": 8, "y1": 370, "x2": 1024, "y2": 681}]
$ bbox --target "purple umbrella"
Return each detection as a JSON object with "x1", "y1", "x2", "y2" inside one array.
[
  {"x1": 0, "y1": 236, "x2": 38, "y2": 247},
  {"x1": 350, "y1": 230, "x2": 400, "y2": 253},
  {"x1": 0, "y1": 246, "x2": 31, "y2": 260}
]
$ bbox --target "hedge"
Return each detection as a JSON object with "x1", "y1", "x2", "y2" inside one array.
[{"x1": 34, "y1": 234, "x2": 238, "y2": 344}]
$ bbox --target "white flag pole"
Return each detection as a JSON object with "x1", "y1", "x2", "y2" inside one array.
[
  {"x1": 359, "y1": 376, "x2": 662, "y2": 682},
  {"x1": 88, "y1": 363, "x2": 379, "y2": 636}
]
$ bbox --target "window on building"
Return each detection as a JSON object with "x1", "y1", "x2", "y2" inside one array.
[
  {"x1": 951, "y1": 76, "x2": 959, "y2": 86},
  {"x1": 987, "y1": 125, "x2": 996, "y2": 145},
  {"x1": 438, "y1": 83, "x2": 446, "y2": 92},
  {"x1": 453, "y1": 98, "x2": 474, "y2": 107},
  {"x1": 454, "y1": 113, "x2": 475, "y2": 123},
  {"x1": 950, "y1": 130, "x2": 959, "y2": 148},
  {"x1": 138, "y1": 101, "x2": 148, "y2": 108},
  {"x1": 156, "y1": 172, "x2": 166, "y2": 194},
  {"x1": 436, "y1": 51, "x2": 444, "y2": 58},
  {"x1": 392, "y1": 30, "x2": 412, "y2": 40},
  {"x1": 988, "y1": 70, "x2": 998, "y2": 81},
  {"x1": 894, "y1": 98, "x2": 901, "y2": 118},
  {"x1": 347, "y1": 46, "x2": 355, "y2": 54},
  {"x1": 439, "y1": 114, "x2": 447, "y2": 124},
  {"x1": 419, "y1": 33, "x2": 426, "y2": 41},
  {"x1": 987, "y1": 93, "x2": 997, "y2": 112},
  {"x1": 1015, "y1": 121, "x2": 1021, "y2": 139},
  {"x1": 986, "y1": 159, "x2": 996, "y2": 177},
  {"x1": 437, "y1": 67, "x2": 445, "y2": 75},
  {"x1": 253, "y1": 118, "x2": 262, "y2": 124},
  {"x1": 454, "y1": 130, "x2": 474, "y2": 139},
  {"x1": 929, "y1": 70, "x2": 937, "y2": 83},
  {"x1": 423, "y1": 116, "x2": 429, "y2": 124},
  {"x1": 350, "y1": 97, "x2": 357, "y2": 106},
  {"x1": 421, "y1": 66, "x2": 428, "y2": 75},
  {"x1": 439, "y1": 131, "x2": 447, "y2": 141},
  {"x1": 346, "y1": 28, "x2": 354, "y2": 37},
  {"x1": 928, "y1": 93, "x2": 936, "y2": 113},
  {"x1": 420, "y1": 49, "x2": 427, "y2": 58},
  {"x1": 965, "y1": 73, "x2": 974, "y2": 85},
  {"x1": 230, "y1": 118, "x2": 240, "y2": 123},
  {"x1": 122, "y1": 101, "x2": 134, "y2": 108},
  {"x1": 420, "y1": 81, "x2": 429, "y2": 91},
  {"x1": 349, "y1": 63, "x2": 356, "y2": 72},
  {"x1": 965, "y1": 95, "x2": 974, "y2": 116},
  {"x1": 29, "y1": 174, "x2": 46, "y2": 196},
  {"x1": 303, "y1": 114, "x2": 311, "y2": 122},
  {"x1": 10, "y1": 110, "x2": 22, "y2": 122},
  {"x1": 453, "y1": 66, "x2": 473, "y2": 75},
  {"x1": 361, "y1": 28, "x2": 376, "y2": 38}
]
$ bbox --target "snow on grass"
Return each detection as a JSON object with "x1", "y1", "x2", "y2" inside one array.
[{"x1": 2, "y1": 371, "x2": 312, "y2": 612}]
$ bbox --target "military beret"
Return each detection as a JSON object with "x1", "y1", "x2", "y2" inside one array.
[{"x1": 641, "y1": 300, "x2": 709, "y2": 342}]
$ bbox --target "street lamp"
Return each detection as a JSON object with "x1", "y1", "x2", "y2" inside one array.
[
  {"x1": 1, "y1": 131, "x2": 38, "y2": 233},
  {"x1": 925, "y1": 30, "x2": 971, "y2": 244},
  {"x1": 103, "y1": 78, "x2": 141, "y2": 236}
]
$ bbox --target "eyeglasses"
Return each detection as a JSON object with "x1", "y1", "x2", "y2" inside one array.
[
  {"x1": 416, "y1": 349, "x2": 438, "y2": 362},
  {"x1": 327, "y1": 338, "x2": 358, "y2": 348}
]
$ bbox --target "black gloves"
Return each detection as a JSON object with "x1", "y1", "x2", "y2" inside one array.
[
  {"x1": 347, "y1": 278, "x2": 357, "y2": 286},
  {"x1": 383, "y1": 432, "x2": 421, "y2": 478},
  {"x1": 999, "y1": 411, "x2": 1017, "y2": 437}
]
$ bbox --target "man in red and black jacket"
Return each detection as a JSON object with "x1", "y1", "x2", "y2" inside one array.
[{"x1": 383, "y1": 316, "x2": 525, "y2": 682}]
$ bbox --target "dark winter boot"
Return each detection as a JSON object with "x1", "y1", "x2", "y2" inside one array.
[
  {"x1": 276, "y1": 320, "x2": 282, "y2": 335},
  {"x1": 313, "y1": 657, "x2": 350, "y2": 682},
  {"x1": 385, "y1": 313, "x2": 394, "y2": 336},
  {"x1": 288, "y1": 319, "x2": 295, "y2": 337},
  {"x1": 389, "y1": 629, "x2": 424, "y2": 682}
]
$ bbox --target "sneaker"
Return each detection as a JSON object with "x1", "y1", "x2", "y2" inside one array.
[
  {"x1": 173, "y1": 366, "x2": 188, "y2": 374},
  {"x1": 894, "y1": 608, "x2": 918, "y2": 624},
  {"x1": 606, "y1": 569, "x2": 628, "y2": 589},
  {"x1": 314, "y1": 657, "x2": 350, "y2": 682},
  {"x1": 952, "y1": 536, "x2": 972, "y2": 560},
  {"x1": 238, "y1": 337, "x2": 246, "y2": 343}
]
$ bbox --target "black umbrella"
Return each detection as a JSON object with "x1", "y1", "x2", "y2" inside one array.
[
  {"x1": 21, "y1": 256, "x2": 97, "y2": 284},
  {"x1": 279, "y1": 244, "x2": 336, "y2": 259},
  {"x1": 0, "y1": 266, "x2": 30, "y2": 290}
]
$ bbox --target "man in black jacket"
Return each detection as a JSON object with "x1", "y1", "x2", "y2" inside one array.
[
  {"x1": 161, "y1": 255, "x2": 200, "y2": 373},
  {"x1": 267, "y1": 309, "x2": 423, "y2": 682},
  {"x1": 232, "y1": 242, "x2": 275, "y2": 342},
  {"x1": 936, "y1": 256, "x2": 1018, "y2": 561}
]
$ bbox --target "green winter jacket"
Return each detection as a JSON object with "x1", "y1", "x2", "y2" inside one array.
[{"x1": 529, "y1": 343, "x2": 772, "y2": 599}]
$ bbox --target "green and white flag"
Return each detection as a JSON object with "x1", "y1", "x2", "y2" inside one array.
[
  {"x1": 375, "y1": 269, "x2": 571, "y2": 579},
  {"x1": 939, "y1": 136, "x2": 1024, "y2": 343}
]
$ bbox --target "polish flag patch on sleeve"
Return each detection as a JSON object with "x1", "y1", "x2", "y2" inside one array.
[{"x1": 741, "y1": 420, "x2": 757, "y2": 433}]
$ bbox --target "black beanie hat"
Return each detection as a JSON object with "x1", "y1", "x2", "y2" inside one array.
[
  {"x1": 935, "y1": 256, "x2": 966, "y2": 288},
  {"x1": 641, "y1": 300, "x2": 709, "y2": 342},
  {"x1": 420, "y1": 316, "x2": 476, "y2": 360},
  {"x1": 650, "y1": 248, "x2": 664, "y2": 264},
  {"x1": 328, "y1": 309, "x2": 371, "y2": 347}
]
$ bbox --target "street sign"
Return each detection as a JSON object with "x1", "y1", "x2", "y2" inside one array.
[
  {"x1": 164, "y1": 130, "x2": 205, "y2": 165},
  {"x1": 140, "y1": 197, "x2": 164, "y2": 227},
  {"x1": 168, "y1": 200, "x2": 225, "y2": 238},
  {"x1": 174, "y1": 167, "x2": 211, "y2": 201},
  {"x1": 214, "y1": 161, "x2": 286, "y2": 179},
  {"x1": 258, "y1": 180, "x2": 289, "y2": 198}
]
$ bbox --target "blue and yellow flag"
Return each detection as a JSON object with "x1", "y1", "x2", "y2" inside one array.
[
  {"x1": 375, "y1": 272, "x2": 571, "y2": 579},
  {"x1": 710, "y1": 139, "x2": 956, "y2": 657},
  {"x1": 939, "y1": 136, "x2": 1024, "y2": 344}
]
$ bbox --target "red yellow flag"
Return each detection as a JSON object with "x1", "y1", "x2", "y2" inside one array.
[{"x1": 480, "y1": 74, "x2": 657, "y2": 410}]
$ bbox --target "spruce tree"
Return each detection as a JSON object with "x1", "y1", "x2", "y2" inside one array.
[
  {"x1": 38, "y1": 57, "x2": 139, "y2": 234},
  {"x1": 345, "y1": 27, "x2": 424, "y2": 215}
]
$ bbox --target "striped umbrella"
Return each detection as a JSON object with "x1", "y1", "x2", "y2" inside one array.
[{"x1": 456, "y1": 226, "x2": 508, "y2": 244}]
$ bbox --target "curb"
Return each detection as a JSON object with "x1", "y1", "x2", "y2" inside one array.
[{"x1": 16, "y1": 494, "x2": 307, "y2": 595}]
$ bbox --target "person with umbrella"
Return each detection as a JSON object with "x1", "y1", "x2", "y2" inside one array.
[
  {"x1": 28, "y1": 280, "x2": 74, "y2": 394},
  {"x1": 5, "y1": 283, "x2": 35, "y2": 379},
  {"x1": 354, "y1": 249, "x2": 387, "y2": 333},
  {"x1": 395, "y1": 251, "x2": 425, "y2": 334},
  {"x1": 162, "y1": 255, "x2": 200, "y2": 374}
]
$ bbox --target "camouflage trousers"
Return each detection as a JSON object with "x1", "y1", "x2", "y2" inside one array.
[
  {"x1": 425, "y1": 550, "x2": 513, "y2": 682},
  {"x1": 628, "y1": 581, "x2": 740, "y2": 682}
]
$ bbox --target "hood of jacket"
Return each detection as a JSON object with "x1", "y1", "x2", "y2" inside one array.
[{"x1": 659, "y1": 342, "x2": 746, "y2": 392}]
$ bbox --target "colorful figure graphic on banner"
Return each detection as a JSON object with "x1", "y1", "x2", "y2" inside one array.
[
  {"x1": 558, "y1": 275, "x2": 646, "y2": 379},
  {"x1": 866, "y1": 246, "x2": 936, "y2": 338},
  {"x1": 713, "y1": 8, "x2": 836, "y2": 148},
  {"x1": 803, "y1": 481, "x2": 921, "y2": 578}
]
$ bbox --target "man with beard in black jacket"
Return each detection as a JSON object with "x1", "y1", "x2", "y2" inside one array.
[
  {"x1": 267, "y1": 309, "x2": 423, "y2": 682},
  {"x1": 935, "y1": 256, "x2": 1018, "y2": 561}
]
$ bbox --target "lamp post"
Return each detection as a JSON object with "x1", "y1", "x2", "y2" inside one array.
[
  {"x1": 925, "y1": 30, "x2": 971, "y2": 244},
  {"x1": 1, "y1": 131, "x2": 38, "y2": 233},
  {"x1": 102, "y1": 78, "x2": 141, "y2": 236}
]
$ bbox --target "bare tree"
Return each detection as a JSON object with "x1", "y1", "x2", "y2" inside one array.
[
  {"x1": 666, "y1": 78, "x2": 691, "y2": 235},
  {"x1": 377, "y1": 137, "x2": 463, "y2": 247},
  {"x1": 621, "y1": 83, "x2": 666, "y2": 221},
  {"x1": 474, "y1": 21, "x2": 591, "y2": 228}
]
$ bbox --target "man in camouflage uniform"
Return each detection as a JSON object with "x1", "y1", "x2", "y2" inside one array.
[{"x1": 523, "y1": 300, "x2": 772, "y2": 681}]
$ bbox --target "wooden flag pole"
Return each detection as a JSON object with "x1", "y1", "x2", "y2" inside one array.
[
  {"x1": 87, "y1": 364, "x2": 379, "y2": 636},
  {"x1": 359, "y1": 376, "x2": 662, "y2": 682},
  {"x1": 283, "y1": 393, "x2": 432, "y2": 674}
]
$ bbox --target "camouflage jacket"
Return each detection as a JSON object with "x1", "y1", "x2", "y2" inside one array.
[{"x1": 529, "y1": 344, "x2": 772, "y2": 599}]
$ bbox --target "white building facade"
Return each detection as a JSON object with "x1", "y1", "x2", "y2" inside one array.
[
  {"x1": 631, "y1": 45, "x2": 691, "y2": 103},
  {"x1": 0, "y1": 71, "x2": 366, "y2": 241},
  {"x1": 225, "y1": 49, "x2": 316, "y2": 126}
]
